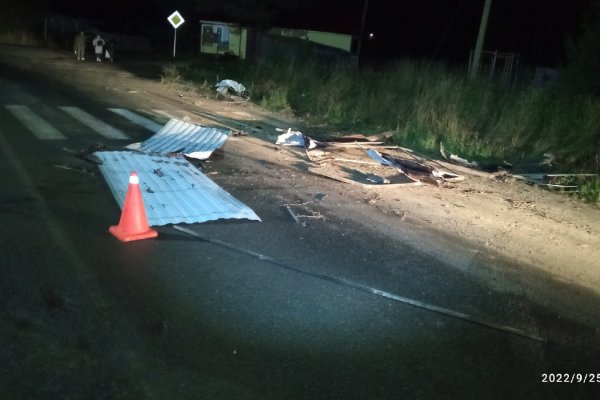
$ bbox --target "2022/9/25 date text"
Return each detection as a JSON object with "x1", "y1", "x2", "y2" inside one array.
[{"x1": 542, "y1": 373, "x2": 599, "y2": 383}]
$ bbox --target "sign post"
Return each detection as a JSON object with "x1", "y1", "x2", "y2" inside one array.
[{"x1": 167, "y1": 11, "x2": 185, "y2": 58}]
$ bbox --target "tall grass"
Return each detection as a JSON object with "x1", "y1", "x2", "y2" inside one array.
[
  {"x1": 159, "y1": 65, "x2": 183, "y2": 84},
  {"x1": 181, "y1": 56, "x2": 600, "y2": 190},
  {"x1": 578, "y1": 176, "x2": 600, "y2": 203}
]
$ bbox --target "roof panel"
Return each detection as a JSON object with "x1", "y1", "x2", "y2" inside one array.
[
  {"x1": 95, "y1": 151, "x2": 261, "y2": 226},
  {"x1": 126, "y1": 118, "x2": 231, "y2": 160}
]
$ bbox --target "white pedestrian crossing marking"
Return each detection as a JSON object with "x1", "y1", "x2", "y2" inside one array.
[
  {"x1": 152, "y1": 109, "x2": 179, "y2": 121},
  {"x1": 59, "y1": 106, "x2": 130, "y2": 140},
  {"x1": 4, "y1": 105, "x2": 170, "y2": 141},
  {"x1": 5, "y1": 105, "x2": 66, "y2": 140},
  {"x1": 108, "y1": 108, "x2": 162, "y2": 132}
]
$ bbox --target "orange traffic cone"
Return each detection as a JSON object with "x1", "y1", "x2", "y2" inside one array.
[{"x1": 109, "y1": 171, "x2": 158, "y2": 242}]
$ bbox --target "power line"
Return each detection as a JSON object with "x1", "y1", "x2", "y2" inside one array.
[{"x1": 433, "y1": 0, "x2": 467, "y2": 59}]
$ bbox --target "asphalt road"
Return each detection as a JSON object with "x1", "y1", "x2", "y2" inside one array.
[{"x1": 0, "y1": 45, "x2": 599, "y2": 399}]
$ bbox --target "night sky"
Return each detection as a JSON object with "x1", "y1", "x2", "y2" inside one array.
[{"x1": 46, "y1": 0, "x2": 591, "y2": 66}]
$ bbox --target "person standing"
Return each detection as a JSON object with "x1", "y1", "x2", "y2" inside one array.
[
  {"x1": 92, "y1": 34, "x2": 105, "y2": 62},
  {"x1": 74, "y1": 32, "x2": 86, "y2": 61}
]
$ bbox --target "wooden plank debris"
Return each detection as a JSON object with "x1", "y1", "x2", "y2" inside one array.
[
  {"x1": 276, "y1": 129, "x2": 464, "y2": 187},
  {"x1": 512, "y1": 173, "x2": 598, "y2": 189}
]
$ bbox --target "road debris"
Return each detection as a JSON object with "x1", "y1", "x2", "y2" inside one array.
[
  {"x1": 322, "y1": 133, "x2": 385, "y2": 143},
  {"x1": 94, "y1": 151, "x2": 261, "y2": 226},
  {"x1": 314, "y1": 192, "x2": 327, "y2": 202},
  {"x1": 272, "y1": 129, "x2": 467, "y2": 187},
  {"x1": 63, "y1": 144, "x2": 106, "y2": 164},
  {"x1": 440, "y1": 142, "x2": 511, "y2": 172},
  {"x1": 539, "y1": 153, "x2": 556, "y2": 167},
  {"x1": 275, "y1": 128, "x2": 306, "y2": 146},
  {"x1": 283, "y1": 202, "x2": 326, "y2": 226},
  {"x1": 126, "y1": 118, "x2": 231, "y2": 160},
  {"x1": 285, "y1": 205, "x2": 301, "y2": 224},
  {"x1": 365, "y1": 174, "x2": 390, "y2": 184},
  {"x1": 273, "y1": 129, "x2": 472, "y2": 187},
  {"x1": 512, "y1": 173, "x2": 599, "y2": 189},
  {"x1": 53, "y1": 164, "x2": 96, "y2": 175},
  {"x1": 275, "y1": 128, "x2": 322, "y2": 149},
  {"x1": 215, "y1": 79, "x2": 247, "y2": 98},
  {"x1": 367, "y1": 149, "x2": 464, "y2": 183},
  {"x1": 440, "y1": 142, "x2": 480, "y2": 169}
]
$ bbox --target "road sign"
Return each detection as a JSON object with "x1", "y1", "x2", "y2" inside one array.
[
  {"x1": 167, "y1": 11, "x2": 185, "y2": 29},
  {"x1": 167, "y1": 11, "x2": 185, "y2": 58}
]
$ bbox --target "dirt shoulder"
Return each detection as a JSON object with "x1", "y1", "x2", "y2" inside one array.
[{"x1": 8, "y1": 45, "x2": 600, "y2": 296}]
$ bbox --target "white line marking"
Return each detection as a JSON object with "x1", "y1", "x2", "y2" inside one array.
[
  {"x1": 152, "y1": 109, "x2": 178, "y2": 120},
  {"x1": 5, "y1": 105, "x2": 66, "y2": 140},
  {"x1": 60, "y1": 106, "x2": 129, "y2": 139},
  {"x1": 108, "y1": 108, "x2": 162, "y2": 132}
]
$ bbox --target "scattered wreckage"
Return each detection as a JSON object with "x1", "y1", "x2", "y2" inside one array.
[
  {"x1": 441, "y1": 143, "x2": 599, "y2": 191},
  {"x1": 61, "y1": 118, "x2": 261, "y2": 226},
  {"x1": 57, "y1": 112, "x2": 597, "y2": 229},
  {"x1": 275, "y1": 129, "x2": 598, "y2": 195},
  {"x1": 276, "y1": 128, "x2": 465, "y2": 187}
]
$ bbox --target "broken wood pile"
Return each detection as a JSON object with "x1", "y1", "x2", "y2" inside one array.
[{"x1": 289, "y1": 133, "x2": 466, "y2": 188}]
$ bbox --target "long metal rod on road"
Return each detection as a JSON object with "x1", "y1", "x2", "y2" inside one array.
[{"x1": 171, "y1": 225, "x2": 545, "y2": 343}]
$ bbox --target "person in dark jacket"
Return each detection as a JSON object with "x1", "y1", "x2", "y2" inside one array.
[{"x1": 74, "y1": 32, "x2": 86, "y2": 61}]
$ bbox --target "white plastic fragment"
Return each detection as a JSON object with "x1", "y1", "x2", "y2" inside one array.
[
  {"x1": 276, "y1": 128, "x2": 305, "y2": 146},
  {"x1": 215, "y1": 79, "x2": 247, "y2": 96}
]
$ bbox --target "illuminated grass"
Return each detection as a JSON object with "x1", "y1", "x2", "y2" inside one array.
[
  {"x1": 159, "y1": 65, "x2": 183, "y2": 84},
  {"x1": 180, "y1": 56, "x2": 600, "y2": 175},
  {"x1": 578, "y1": 176, "x2": 600, "y2": 204}
]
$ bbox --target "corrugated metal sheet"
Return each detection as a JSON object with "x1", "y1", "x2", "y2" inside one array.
[
  {"x1": 127, "y1": 118, "x2": 231, "y2": 160},
  {"x1": 95, "y1": 151, "x2": 261, "y2": 226}
]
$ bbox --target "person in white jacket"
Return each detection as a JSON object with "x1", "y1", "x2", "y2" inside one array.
[{"x1": 92, "y1": 34, "x2": 105, "y2": 62}]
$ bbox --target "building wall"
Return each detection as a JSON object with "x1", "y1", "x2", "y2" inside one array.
[
  {"x1": 240, "y1": 29, "x2": 247, "y2": 59},
  {"x1": 255, "y1": 32, "x2": 357, "y2": 68},
  {"x1": 199, "y1": 21, "x2": 353, "y2": 62},
  {"x1": 268, "y1": 27, "x2": 353, "y2": 53},
  {"x1": 200, "y1": 21, "x2": 247, "y2": 59},
  {"x1": 228, "y1": 27, "x2": 248, "y2": 59},
  {"x1": 306, "y1": 31, "x2": 352, "y2": 52}
]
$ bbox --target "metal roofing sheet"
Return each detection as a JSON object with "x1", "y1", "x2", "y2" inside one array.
[
  {"x1": 127, "y1": 118, "x2": 231, "y2": 160},
  {"x1": 95, "y1": 151, "x2": 261, "y2": 226}
]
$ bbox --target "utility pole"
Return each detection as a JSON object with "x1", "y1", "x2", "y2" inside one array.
[{"x1": 470, "y1": 0, "x2": 492, "y2": 79}]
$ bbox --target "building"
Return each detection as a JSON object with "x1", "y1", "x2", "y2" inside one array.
[
  {"x1": 200, "y1": 20, "x2": 250, "y2": 59},
  {"x1": 199, "y1": 20, "x2": 355, "y2": 65}
]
